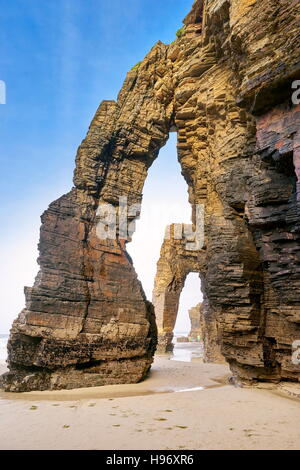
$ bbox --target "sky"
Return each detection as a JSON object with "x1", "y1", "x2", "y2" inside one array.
[{"x1": 0, "y1": 0, "x2": 202, "y2": 334}]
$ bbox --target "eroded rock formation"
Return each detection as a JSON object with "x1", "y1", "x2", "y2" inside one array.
[
  {"x1": 189, "y1": 304, "x2": 202, "y2": 341},
  {"x1": 189, "y1": 303, "x2": 223, "y2": 363},
  {"x1": 152, "y1": 223, "x2": 223, "y2": 362},
  {"x1": 1, "y1": 0, "x2": 300, "y2": 391},
  {"x1": 152, "y1": 224, "x2": 205, "y2": 353}
]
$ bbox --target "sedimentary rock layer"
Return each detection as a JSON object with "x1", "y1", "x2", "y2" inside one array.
[
  {"x1": 1, "y1": 0, "x2": 300, "y2": 391},
  {"x1": 189, "y1": 303, "x2": 223, "y2": 363},
  {"x1": 152, "y1": 224, "x2": 205, "y2": 353}
]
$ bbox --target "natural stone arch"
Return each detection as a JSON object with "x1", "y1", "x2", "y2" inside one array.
[
  {"x1": 152, "y1": 224, "x2": 223, "y2": 361},
  {"x1": 152, "y1": 224, "x2": 205, "y2": 353},
  {"x1": 1, "y1": 43, "x2": 176, "y2": 392},
  {"x1": 1, "y1": 0, "x2": 300, "y2": 392}
]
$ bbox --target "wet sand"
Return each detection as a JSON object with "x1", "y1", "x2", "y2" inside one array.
[{"x1": 0, "y1": 344, "x2": 300, "y2": 450}]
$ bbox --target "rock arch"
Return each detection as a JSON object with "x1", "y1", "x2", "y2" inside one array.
[
  {"x1": 152, "y1": 224, "x2": 223, "y2": 362},
  {"x1": 1, "y1": 0, "x2": 300, "y2": 391},
  {"x1": 2, "y1": 43, "x2": 175, "y2": 392},
  {"x1": 152, "y1": 224, "x2": 205, "y2": 353}
]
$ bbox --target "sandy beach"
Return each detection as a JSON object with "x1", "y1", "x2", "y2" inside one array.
[{"x1": 0, "y1": 344, "x2": 300, "y2": 451}]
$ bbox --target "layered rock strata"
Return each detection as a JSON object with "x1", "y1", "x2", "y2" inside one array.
[
  {"x1": 152, "y1": 224, "x2": 205, "y2": 353},
  {"x1": 1, "y1": 0, "x2": 300, "y2": 391}
]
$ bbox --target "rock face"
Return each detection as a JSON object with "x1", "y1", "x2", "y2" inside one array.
[
  {"x1": 152, "y1": 224, "x2": 205, "y2": 353},
  {"x1": 1, "y1": 0, "x2": 300, "y2": 391}
]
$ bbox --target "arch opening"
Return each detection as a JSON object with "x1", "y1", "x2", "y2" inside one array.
[
  {"x1": 127, "y1": 132, "x2": 192, "y2": 302},
  {"x1": 174, "y1": 272, "x2": 202, "y2": 339},
  {"x1": 126, "y1": 132, "x2": 216, "y2": 361},
  {"x1": 172, "y1": 273, "x2": 203, "y2": 362}
]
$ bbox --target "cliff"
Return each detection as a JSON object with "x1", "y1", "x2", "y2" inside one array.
[{"x1": 1, "y1": 0, "x2": 300, "y2": 391}]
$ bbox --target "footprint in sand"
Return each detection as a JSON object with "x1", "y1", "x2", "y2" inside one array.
[{"x1": 243, "y1": 429, "x2": 259, "y2": 438}]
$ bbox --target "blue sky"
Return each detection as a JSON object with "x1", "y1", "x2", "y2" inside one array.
[{"x1": 0, "y1": 0, "x2": 201, "y2": 334}]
